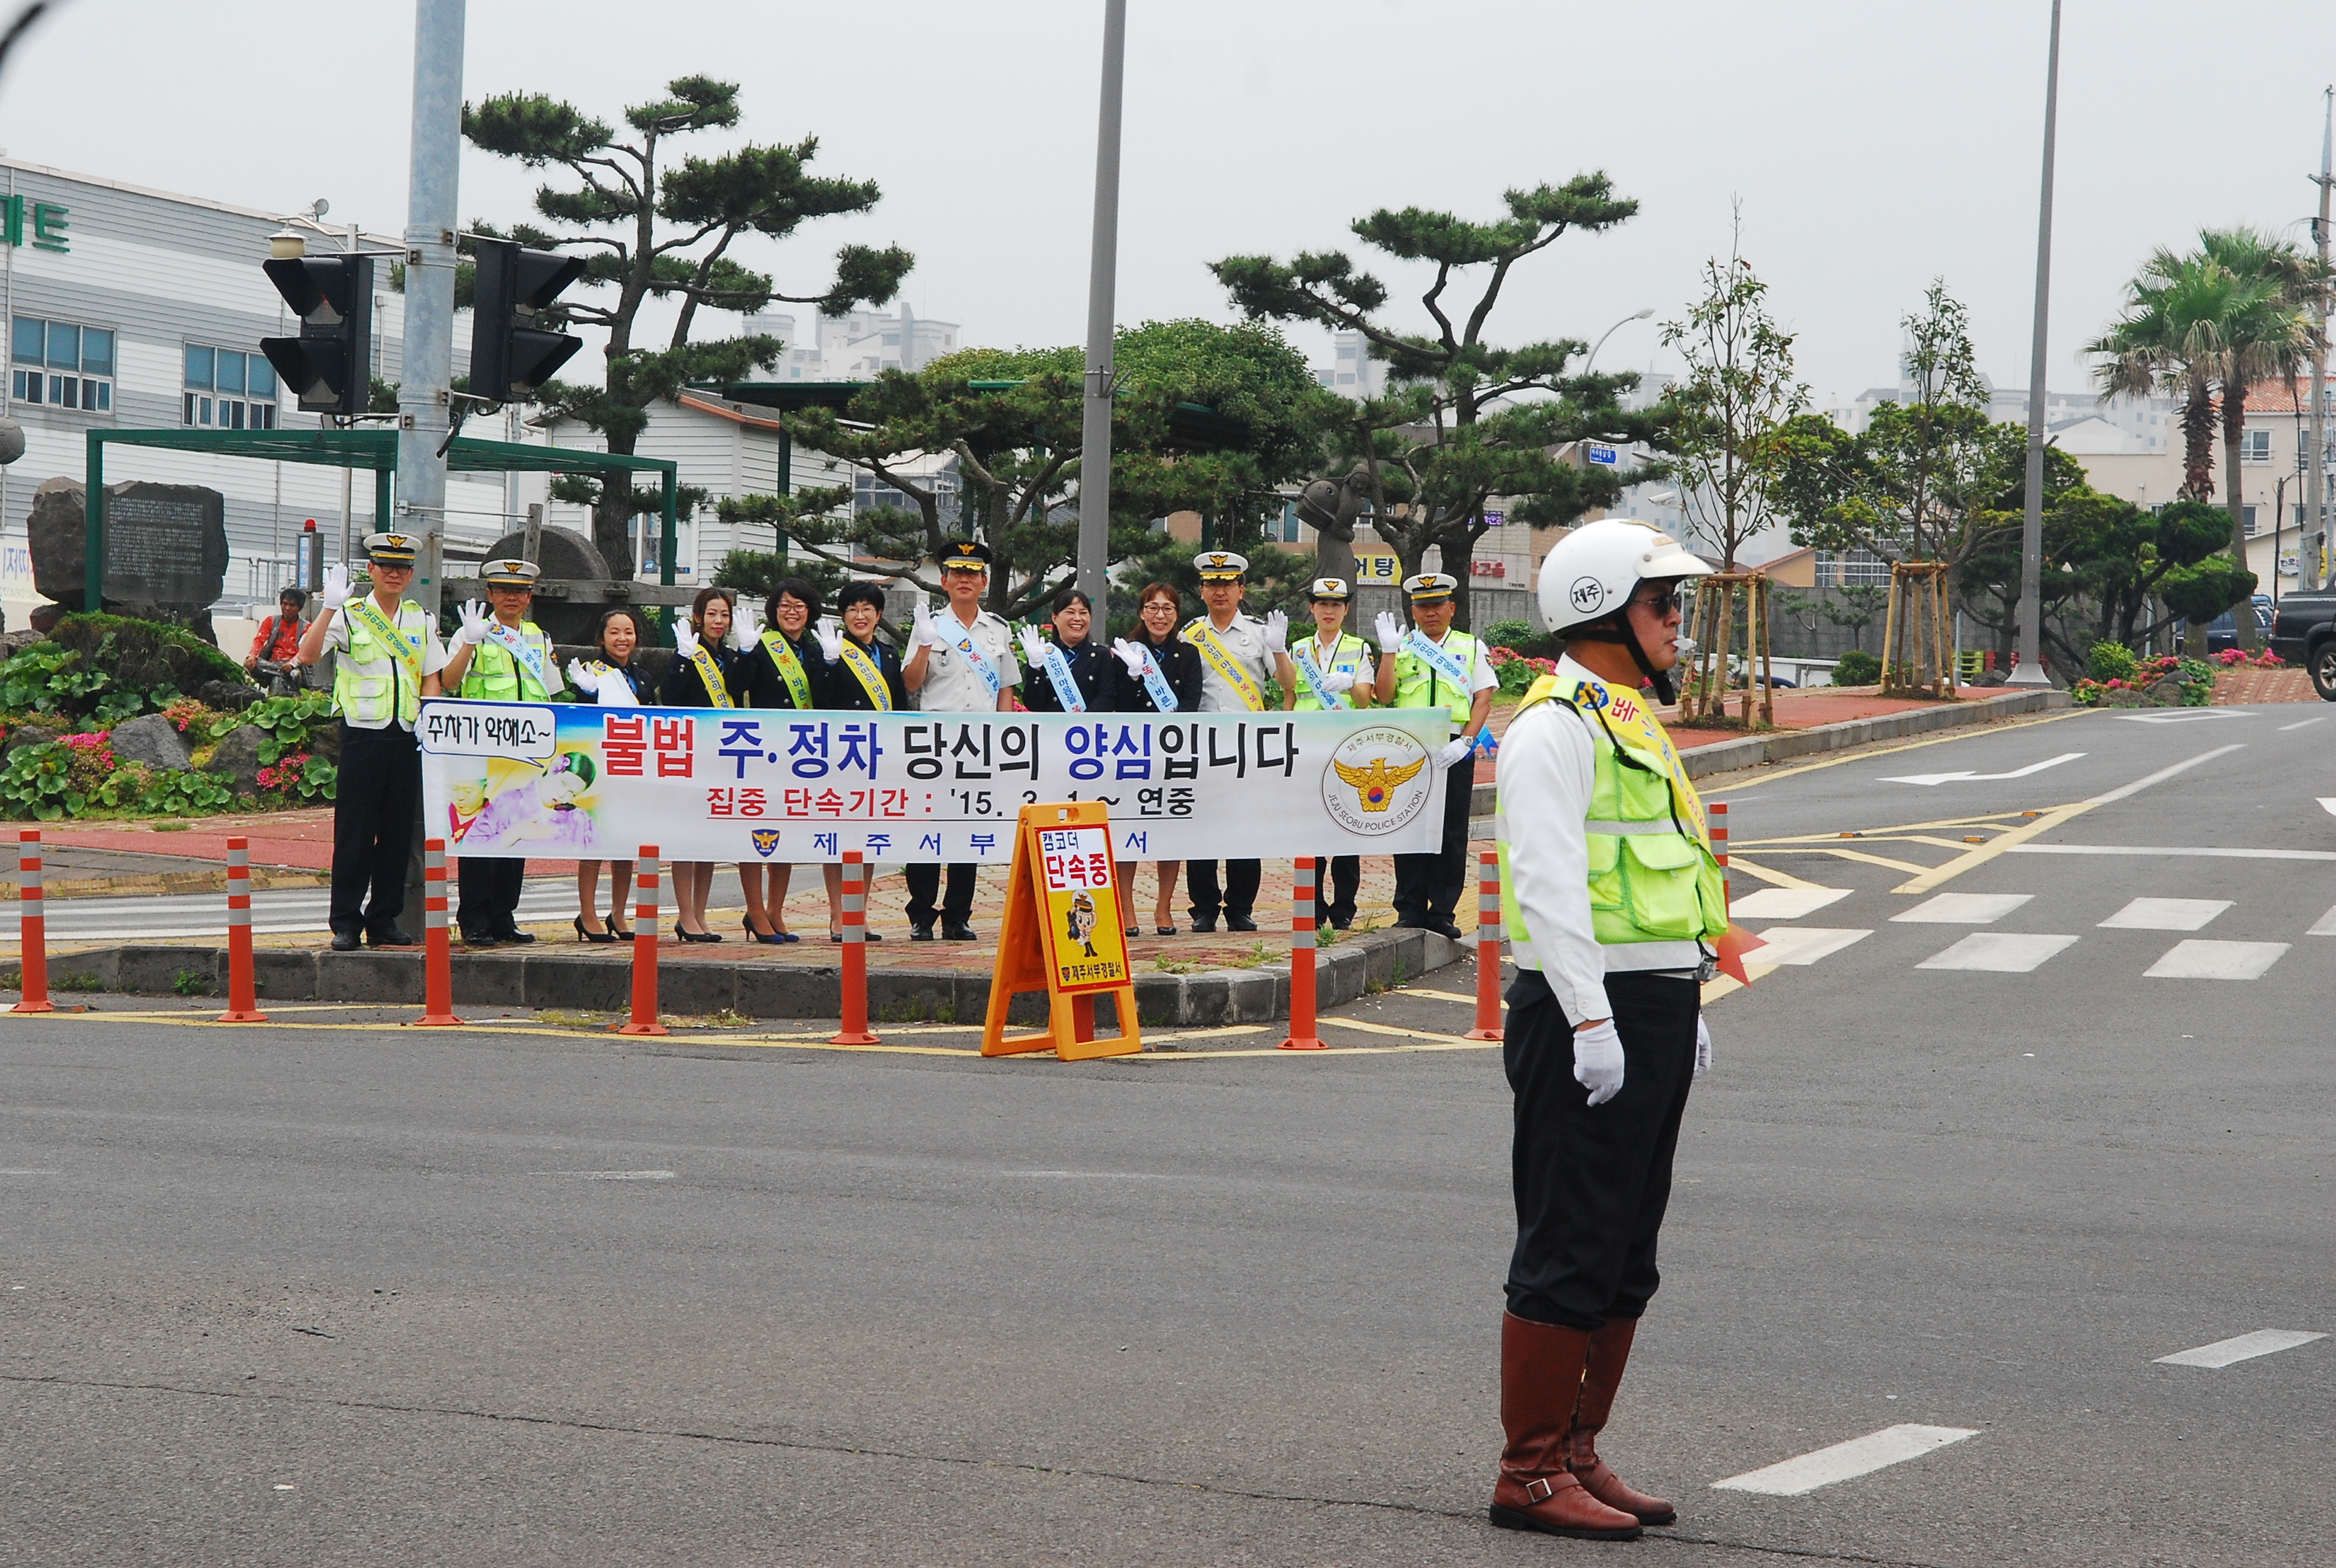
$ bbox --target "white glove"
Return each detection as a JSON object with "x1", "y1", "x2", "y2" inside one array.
[
  {"x1": 319, "y1": 562, "x2": 351, "y2": 611},
  {"x1": 1572, "y1": 1019, "x2": 1625, "y2": 1107},
  {"x1": 912, "y1": 598, "x2": 937, "y2": 649},
  {"x1": 565, "y1": 659, "x2": 600, "y2": 698},
  {"x1": 1113, "y1": 638, "x2": 1149, "y2": 677},
  {"x1": 672, "y1": 620, "x2": 701, "y2": 658},
  {"x1": 727, "y1": 599, "x2": 759, "y2": 650},
  {"x1": 1016, "y1": 625, "x2": 1047, "y2": 669},
  {"x1": 1263, "y1": 609, "x2": 1288, "y2": 647},
  {"x1": 816, "y1": 620, "x2": 845, "y2": 663},
  {"x1": 1694, "y1": 1015, "x2": 1712, "y2": 1079},
  {"x1": 1373, "y1": 610, "x2": 1404, "y2": 655},
  {"x1": 450, "y1": 599, "x2": 490, "y2": 648},
  {"x1": 922, "y1": 604, "x2": 957, "y2": 650},
  {"x1": 1433, "y1": 736, "x2": 1474, "y2": 769},
  {"x1": 1320, "y1": 669, "x2": 1355, "y2": 694}
]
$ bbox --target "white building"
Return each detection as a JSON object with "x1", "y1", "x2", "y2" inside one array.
[
  {"x1": 745, "y1": 303, "x2": 961, "y2": 381},
  {"x1": 1313, "y1": 329, "x2": 1388, "y2": 398}
]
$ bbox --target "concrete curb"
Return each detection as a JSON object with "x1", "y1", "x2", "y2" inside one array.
[
  {"x1": 49, "y1": 924, "x2": 1466, "y2": 1028},
  {"x1": 0, "y1": 866, "x2": 330, "y2": 903},
  {"x1": 1469, "y1": 688, "x2": 2071, "y2": 813}
]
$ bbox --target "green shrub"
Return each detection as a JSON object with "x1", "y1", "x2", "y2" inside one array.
[
  {"x1": 239, "y1": 691, "x2": 336, "y2": 765},
  {"x1": 2087, "y1": 640, "x2": 2138, "y2": 683},
  {"x1": 1, "y1": 743, "x2": 83, "y2": 819},
  {"x1": 172, "y1": 969, "x2": 213, "y2": 997},
  {"x1": 0, "y1": 614, "x2": 245, "y2": 725},
  {"x1": 1832, "y1": 649, "x2": 1881, "y2": 686},
  {"x1": 1480, "y1": 618, "x2": 1559, "y2": 661}
]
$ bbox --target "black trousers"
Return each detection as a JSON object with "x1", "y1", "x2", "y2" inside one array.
[
  {"x1": 1504, "y1": 966, "x2": 1700, "y2": 1331},
  {"x1": 904, "y1": 862, "x2": 975, "y2": 924},
  {"x1": 1308, "y1": 854, "x2": 1360, "y2": 927},
  {"x1": 1186, "y1": 859, "x2": 1260, "y2": 921},
  {"x1": 328, "y1": 721, "x2": 421, "y2": 936},
  {"x1": 1392, "y1": 754, "x2": 1476, "y2": 925},
  {"x1": 457, "y1": 856, "x2": 525, "y2": 938}
]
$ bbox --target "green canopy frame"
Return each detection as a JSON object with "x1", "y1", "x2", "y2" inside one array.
[{"x1": 81, "y1": 427, "x2": 679, "y2": 612}]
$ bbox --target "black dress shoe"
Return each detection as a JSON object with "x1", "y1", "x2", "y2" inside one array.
[
  {"x1": 330, "y1": 930, "x2": 361, "y2": 952},
  {"x1": 941, "y1": 919, "x2": 978, "y2": 941},
  {"x1": 461, "y1": 932, "x2": 498, "y2": 949},
  {"x1": 909, "y1": 921, "x2": 936, "y2": 941},
  {"x1": 367, "y1": 924, "x2": 419, "y2": 948},
  {"x1": 494, "y1": 928, "x2": 536, "y2": 945},
  {"x1": 1224, "y1": 913, "x2": 1258, "y2": 932},
  {"x1": 1430, "y1": 920, "x2": 1466, "y2": 940},
  {"x1": 1188, "y1": 915, "x2": 1219, "y2": 934}
]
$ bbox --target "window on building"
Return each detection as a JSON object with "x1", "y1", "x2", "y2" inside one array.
[
  {"x1": 2242, "y1": 505, "x2": 2258, "y2": 536},
  {"x1": 882, "y1": 332, "x2": 901, "y2": 346},
  {"x1": 183, "y1": 344, "x2": 278, "y2": 430},
  {"x1": 2240, "y1": 428, "x2": 2271, "y2": 462},
  {"x1": 11, "y1": 315, "x2": 115, "y2": 412},
  {"x1": 1816, "y1": 548, "x2": 1892, "y2": 586},
  {"x1": 1281, "y1": 500, "x2": 1304, "y2": 544}
]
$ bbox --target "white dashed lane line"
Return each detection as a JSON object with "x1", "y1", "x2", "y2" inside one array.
[
  {"x1": 1712, "y1": 1424, "x2": 1979, "y2": 1496},
  {"x1": 2155, "y1": 1330, "x2": 2327, "y2": 1369}
]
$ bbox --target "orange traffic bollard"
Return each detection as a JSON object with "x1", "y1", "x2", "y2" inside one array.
[
  {"x1": 410, "y1": 838, "x2": 462, "y2": 1027},
  {"x1": 830, "y1": 852, "x2": 880, "y2": 1045},
  {"x1": 615, "y1": 845, "x2": 668, "y2": 1036},
  {"x1": 215, "y1": 836, "x2": 268, "y2": 1022},
  {"x1": 1277, "y1": 856, "x2": 1325, "y2": 1050},
  {"x1": 11, "y1": 830, "x2": 51, "y2": 1014},
  {"x1": 1464, "y1": 849, "x2": 1504, "y2": 1040}
]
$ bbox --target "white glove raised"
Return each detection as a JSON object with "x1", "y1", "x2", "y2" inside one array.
[
  {"x1": 1113, "y1": 638, "x2": 1149, "y2": 677},
  {"x1": 1320, "y1": 669, "x2": 1356, "y2": 694},
  {"x1": 1433, "y1": 736, "x2": 1474, "y2": 770},
  {"x1": 319, "y1": 562, "x2": 352, "y2": 612},
  {"x1": 1572, "y1": 1019, "x2": 1625, "y2": 1107},
  {"x1": 816, "y1": 620, "x2": 845, "y2": 663},
  {"x1": 923, "y1": 604, "x2": 958, "y2": 650},
  {"x1": 1694, "y1": 1014, "x2": 1712, "y2": 1079},
  {"x1": 451, "y1": 599, "x2": 490, "y2": 648},
  {"x1": 1263, "y1": 609, "x2": 1288, "y2": 647},
  {"x1": 727, "y1": 599, "x2": 760, "y2": 650},
  {"x1": 672, "y1": 619, "x2": 701, "y2": 658},
  {"x1": 912, "y1": 598, "x2": 937, "y2": 649},
  {"x1": 1373, "y1": 610, "x2": 1404, "y2": 656},
  {"x1": 1016, "y1": 624, "x2": 1048, "y2": 669},
  {"x1": 565, "y1": 659, "x2": 600, "y2": 698}
]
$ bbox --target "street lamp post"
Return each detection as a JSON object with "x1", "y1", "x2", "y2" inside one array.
[
  {"x1": 1584, "y1": 307, "x2": 1655, "y2": 375},
  {"x1": 2009, "y1": 0, "x2": 2063, "y2": 686},
  {"x1": 1074, "y1": 0, "x2": 1127, "y2": 607}
]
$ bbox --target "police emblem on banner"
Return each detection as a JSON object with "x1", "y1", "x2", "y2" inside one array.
[
  {"x1": 1320, "y1": 726, "x2": 1435, "y2": 836},
  {"x1": 749, "y1": 828, "x2": 782, "y2": 858}
]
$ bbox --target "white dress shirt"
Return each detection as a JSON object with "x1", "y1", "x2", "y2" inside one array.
[{"x1": 1184, "y1": 613, "x2": 1276, "y2": 712}]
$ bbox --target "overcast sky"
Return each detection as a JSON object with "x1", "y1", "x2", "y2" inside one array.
[{"x1": 4, "y1": 1, "x2": 2331, "y2": 407}]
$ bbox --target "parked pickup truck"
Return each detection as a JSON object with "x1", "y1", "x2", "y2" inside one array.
[{"x1": 2267, "y1": 589, "x2": 2336, "y2": 700}]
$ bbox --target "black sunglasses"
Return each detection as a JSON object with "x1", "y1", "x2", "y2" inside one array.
[{"x1": 1631, "y1": 584, "x2": 1682, "y2": 616}]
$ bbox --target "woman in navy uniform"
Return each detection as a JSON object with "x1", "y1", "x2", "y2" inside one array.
[
  {"x1": 1111, "y1": 581, "x2": 1205, "y2": 932},
  {"x1": 735, "y1": 579, "x2": 827, "y2": 944},
  {"x1": 565, "y1": 608, "x2": 652, "y2": 942},
  {"x1": 1018, "y1": 589, "x2": 1117, "y2": 714},
  {"x1": 661, "y1": 587, "x2": 748, "y2": 942},
  {"x1": 811, "y1": 580, "x2": 907, "y2": 941}
]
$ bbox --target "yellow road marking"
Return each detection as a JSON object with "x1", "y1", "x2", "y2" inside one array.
[
  {"x1": 1702, "y1": 708, "x2": 2083, "y2": 790},
  {"x1": 1796, "y1": 846, "x2": 1933, "y2": 875},
  {"x1": 1388, "y1": 986, "x2": 1487, "y2": 1006},
  {"x1": 1316, "y1": 1015, "x2": 1480, "y2": 1044},
  {"x1": 1700, "y1": 961, "x2": 1781, "y2": 1005},
  {"x1": 1724, "y1": 857, "x2": 1820, "y2": 890},
  {"x1": 1890, "y1": 799, "x2": 2096, "y2": 894},
  {"x1": 1126, "y1": 1036, "x2": 1500, "y2": 1061}
]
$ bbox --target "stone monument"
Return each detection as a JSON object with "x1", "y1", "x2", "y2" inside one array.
[{"x1": 28, "y1": 477, "x2": 230, "y2": 633}]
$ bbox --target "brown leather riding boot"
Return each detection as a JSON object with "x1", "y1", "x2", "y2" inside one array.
[
  {"x1": 1489, "y1": 1312, "x2": 1643, "y2": 1541},
  {"x1": 1564, "y1": 1315, "x2": 1676, "y2": 1526}
]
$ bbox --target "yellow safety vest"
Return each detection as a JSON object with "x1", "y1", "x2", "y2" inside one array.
[
  {"x1": 1390, "y1": 628, "x2": 1482, "y2": 724},
  {"x1": 458, "y1": 621, "x2": 555, "y2": 703},
  {"x1": 334, "y1": 597, "x2": 430, "y2": 727},
  {"x1": 1289, "y1": 631, "x2": 1371, "y2": 711},
  {"x1": 1497, "y1": 670, "x2": 1727, "y2": 949}
]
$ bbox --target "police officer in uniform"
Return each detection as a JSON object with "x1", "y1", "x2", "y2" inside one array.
[
  {"x1": 296, "y1": 532, "x2": 447, "y2": 952},
  {"x1": 1179, "y1": 551, "x2": 1292, "y2": 932},
  {"x1": 1374, "y1": 572, "x2": 1495, "y2": 940},
  {"x1": 429, "y1": 557, "x2": 565, "y2": 946},
  {"x1": 902, "y1": 540, "x2": 1022, "y2": 940},
  {"x1": 1486, "y1": 520, "x2": 1725, "y2": 1542},
  {"x1": 1283, "y1": 576, "x2": 1373, "y2": 928}
]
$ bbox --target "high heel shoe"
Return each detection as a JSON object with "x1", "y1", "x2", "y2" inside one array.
[
  {"x1": 678, "y1": 927, "x2": 723, "y2": 944},
  {"x1": 606, "y1": 914, "x2": 633, "y2": 941},
  {"x1": 744, "y1": 915, "x2": 789, "y2": 946},
  {"x1": 574, "y1": 915, "x2": 616, "y2": 944}
]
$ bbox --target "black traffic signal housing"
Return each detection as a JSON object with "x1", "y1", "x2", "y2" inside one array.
[
  {"x1": 469, "y1": 240, "x2": 585, "y2": 402},
  {"x1": 260, "y1": 254, "x2": 374, "y2": 418}
]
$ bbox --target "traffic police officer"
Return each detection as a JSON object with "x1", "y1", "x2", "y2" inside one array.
[
  {"x1": 1374, "y1": 571, "x2": 1495, "y2": 939},
  {"x1": 1487, "y1": 520, "x2": 1725, "y2": 1542},
  {"x1": 429, "y1": 557, "x2": 565, "y2": 946},
  {"x1": 296, "y1": 532, "x2": 447, "y2": 952},
  {"x1": 1179, "y1": 550, "x2": 1292, "y2": 932},
  {"x1": 1283, "y1": 576, "x2": 1373, "y2": 928},
  {"x1": 902, "y1": 539, "x2": 1022, "y2": 940}
]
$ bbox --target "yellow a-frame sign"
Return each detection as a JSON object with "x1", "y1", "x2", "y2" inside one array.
[{"x1": 980, "y1": 801, "x2": 1141, "y2": 1061}]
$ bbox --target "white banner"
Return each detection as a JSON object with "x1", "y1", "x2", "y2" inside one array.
[{"x1": 420, "y1": 699, "x2": 1453, "y2": 863}]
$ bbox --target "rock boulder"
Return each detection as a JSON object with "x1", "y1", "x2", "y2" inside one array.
[{"x1": 107, "y1": 712, "x2": 194, "y2": 773}]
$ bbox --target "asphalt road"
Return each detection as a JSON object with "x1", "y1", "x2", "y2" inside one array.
[{"x1": 2, "y1": 705, "x2": 2330, "y2": 1566}]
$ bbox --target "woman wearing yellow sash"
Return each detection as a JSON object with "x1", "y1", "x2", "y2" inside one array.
[
  {"x1": 565, "y1": 608, "x2": 650, "y2": 943},
  {"x1": 1112, "y1": 582, "x2": 1206, "y2": 933},
  {"x1": 735, "y1": 578, "x2": 827, "y2": 945},
  {"x1": 812, "y1": 581, "x2": 907, "y2": 942},
  {"x1": 660, "y1": 587, "x2": 747, "y2": 942}
]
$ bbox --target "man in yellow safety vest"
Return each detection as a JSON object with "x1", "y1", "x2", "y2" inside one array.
[
  {"x1": 1486, "y1": 519, "x2": 1727, "y2": 1542},
  {"x1": 1374, "y1": 571, "x2": 1495, "y2": 940}
]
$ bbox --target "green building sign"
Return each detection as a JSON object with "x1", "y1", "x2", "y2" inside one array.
[{"x1": 2, "y1": 198, "x2": 68, "y2": 253}]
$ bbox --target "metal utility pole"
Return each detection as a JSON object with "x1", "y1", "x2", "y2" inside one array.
[
  {"x1": 2009, "y1": 0, "x2": 2062, "y2": 686},
  {"x1": 1075, "y1": 0, "x2": 1127, "y2": 605},
  {"x1": 2307, "y1": 85, "x2": 2332, "y2": 593},
  {"x1": 395, "y1": 0, "x2": 465, "y2": 615}
]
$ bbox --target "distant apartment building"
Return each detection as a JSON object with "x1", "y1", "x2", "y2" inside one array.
[
  {"x1": 1313, "y1": 329, "x2": 1388, "y2": 398},
  {"x1": 744, "y1": 303, "x2": 961, "y2": 380},
  {"x1": 1822, "y1": 372, "x2": 2173, "y2": 452}
]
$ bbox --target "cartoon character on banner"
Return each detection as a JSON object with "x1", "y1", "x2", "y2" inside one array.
[
  {"x1": 463, "y1": 749, "x2": 603, "y2": 853},
  {"x1": 444, "y1": 755, "x2": 491, "y2": 843},
  {"x1": 1065, "y1": 890, "x2": 1099, "y2": 958}
]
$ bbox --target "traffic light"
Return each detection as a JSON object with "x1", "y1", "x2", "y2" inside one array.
[
  {"x1": 260, "y1": 254, "x2": 373, "y2": 418},
  {"x1": 469, "y1": 239, "x2": 585, "y2": 402}
]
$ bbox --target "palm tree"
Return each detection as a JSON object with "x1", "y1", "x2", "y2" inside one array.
[{"x1": 2087, "y1": 252, "x2": 2269, "y2": 504}]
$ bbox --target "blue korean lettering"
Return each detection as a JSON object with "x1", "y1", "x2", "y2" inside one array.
[
  {"x1": 837, "y1": 721, "x2": 883, "y2": 778},
  {"x1": 789, "y1": 721, "x2": 832, "y2": 778},
  {"x1": 718, "y1": 718, "x2": 764, "y2": 780},
  {"x1": 1111, "y1": 723, "x2": 1150, "y2": 781}
]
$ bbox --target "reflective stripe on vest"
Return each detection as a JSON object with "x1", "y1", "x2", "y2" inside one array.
[
  {"x1": 1391, "y1": 628, "x2": 1480, "y2": 724},
  {"x1": 334, "y1": 600, "x2": 428, "y2": 725},
  {"x1": 1495, "y1": 671, "x2": 1727, "y2": 949},
  {"x1": 458, "y1": 623, "x2": 553, "y2": 702}
]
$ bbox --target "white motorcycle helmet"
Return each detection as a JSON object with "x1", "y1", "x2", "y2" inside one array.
[{"x1": 1537, "y1": 519, "x2": 1712, "y2": 701}]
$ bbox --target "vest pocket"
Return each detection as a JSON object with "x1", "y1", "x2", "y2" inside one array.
[
  {"x1": 1585, "y1": 834, "x2": 1624, "y2": 911},
  {"x1": 1619, "y1": 833, "x2": 1702, "y2": 939}
]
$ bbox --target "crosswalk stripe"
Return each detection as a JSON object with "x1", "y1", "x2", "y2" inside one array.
[
  {"x1": 2097, "y1": 898, "x2": 2231, "y2": 931},
  {"x1": 2155, "y1": 1330, "x2": 2326, "y2": 1369},
  {"x1": 1915, "y1": 933, "x2": 2078, "y2": 973},
  {"x1": 2309, "y1": 905, "x2": 2336, "y2": 937},
  {"x1": 1712, "y1": 1424, "x2": 1978, "y2": 1495},
  {"x1": 1730, "y1": 886, "x2": 1851, "y2": 920},
  {"x1": 2142, "y1": 940, "x2": 2288, "y2": 980},
  {"x1": 1892, "y1": 893, "x2": 2033, "y2": 924},
  {"x1": 1740, "y1": 927, "x2": 1871, "y2": 965}
]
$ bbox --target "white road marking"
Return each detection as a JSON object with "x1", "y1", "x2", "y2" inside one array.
[
  {"x1": 1740, "y1": 927, "x2": 1871, "y2": 965},
  {"x1": 2084, "y1": 744, "x2": 2246, "y2": 803},
  {"x1": 1880, "y1": 752, "x2": 2084, "y2": 787},
  {"x1": 2113, "y1": 710, "x2": 2250, "y2": 724},
  {"x1": 2155, "y1": 1330, "x2": 2326, "y2": 1369},
  {"x1": 1892, "y1": 893, "x2": 2033, "y2": 924},
  {"x1": 2280, "y1": 717, "x2": 2326, "y2": 731},
  {"x1": 2098, "y1": 898, "x2": 2232, "y2": 932},
  {"x1": 2008, "y1": 844, "x2": 2336, "y2": 863},
  {"x1": 1712, "y1": 1424, "x2": 1979, "y2": 1496},
  {"x1": 538, "y1": 1170, "x2": 677, "y2": 1181},
  {"x1": 2143, "y1": 940, "x2": 2288, "y2": 980},
  {"x1": 2320, "y1": 798, "x2": 2336, "y2": 817},
  {"x1": 2309, "y1": 905, "x2": 2336, "y2": 937},
  {"x1": 1730, "y1": 886, "x2": 1852, "y2": 920},
  {"x1": 1916, "y1": 933, "x2": 2079, "y2": 973}
]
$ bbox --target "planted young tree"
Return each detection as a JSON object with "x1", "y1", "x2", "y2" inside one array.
[
  {"x1": 461, "y1": 75, "x2": 911, "y2": 575},
  {"x1": 1210, "y1": 177, "x2": 1663, "y2": 628}
]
